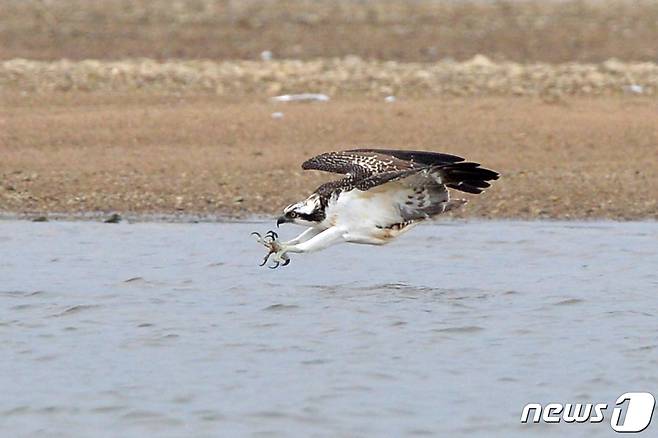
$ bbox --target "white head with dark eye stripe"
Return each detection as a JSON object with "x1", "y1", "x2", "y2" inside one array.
[{"x1": 277, "y1": 194, "x2": 324, "y2": 227}]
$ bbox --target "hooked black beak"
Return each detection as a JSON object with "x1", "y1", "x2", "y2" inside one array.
[{"x1": 276, "y1": 215, "x2": 288, "y2": 228}]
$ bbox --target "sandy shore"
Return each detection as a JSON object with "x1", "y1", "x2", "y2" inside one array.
[
  {"x1": 2, "y1": 1, "x2": 657, "y2": 221},
  {"x1": 3, "y1": 57, "x2": 656, "y2": 98},
  {"x1": 2, "y1": 93, "x2": 656, "y2": 220}
]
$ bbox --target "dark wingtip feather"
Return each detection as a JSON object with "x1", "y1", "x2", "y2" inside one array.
[
  {"x1": 441, "y1": 161, "x2": 499, "y2": 194},
  {"x1": 464, "y1": 180, "x2": 491, "y2": 188},
  {"x1": 447, "y1": 183, "x2": 484, "y2": 194}
]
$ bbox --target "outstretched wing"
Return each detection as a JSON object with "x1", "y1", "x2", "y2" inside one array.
[
  {"x1": 301, "y1": 149, "x2": 464, "y2": 179},
  {"x1": 302, "y1": 150, "x2": 411, "y2": 180},
  {"x1": 304, "y1": 149, "x2": 498, "y2": 195},
  {"x1": 348, "y1": 149, "x2": 465, "y2": 166}
]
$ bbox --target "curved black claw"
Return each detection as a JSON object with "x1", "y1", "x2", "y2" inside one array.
[
  {"x1": 259, "y1": 251, "x2": 273, "y2": 266},
  {"x1": 253, "y1": 230, "x2": 285, "y2": 268}
]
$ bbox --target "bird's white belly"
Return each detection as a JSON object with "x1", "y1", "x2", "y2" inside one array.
[{"x1": 322, "y1": 189, "x2": 404, "y2": 244}]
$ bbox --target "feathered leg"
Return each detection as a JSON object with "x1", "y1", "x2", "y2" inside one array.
[
  {"x1": 282, "y1": 226, "x2": 344, "y2": 254},
  {"x1": 266, "y1": 227, "x2": 344, "y2": 268},
  {"x1": 283, "y1": 227, "x2": 322, "y2": 245}
]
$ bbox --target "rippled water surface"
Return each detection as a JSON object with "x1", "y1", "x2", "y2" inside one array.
[{"x1": 1, "y1": 220, "x2": 657, "y2": 437}]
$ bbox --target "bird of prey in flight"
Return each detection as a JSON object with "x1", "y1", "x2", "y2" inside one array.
[{"x1": 253, "y1": 148, "x2": 499, "y2": 268}]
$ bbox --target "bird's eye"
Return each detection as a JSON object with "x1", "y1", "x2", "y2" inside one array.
[{"x1": 289, "y1": 212, "x2": 297, "y2": 218}]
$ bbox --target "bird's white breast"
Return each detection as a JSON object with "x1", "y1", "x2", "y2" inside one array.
[{"x1": 322, "y1": 187, "x2": 404, "y2": 231}]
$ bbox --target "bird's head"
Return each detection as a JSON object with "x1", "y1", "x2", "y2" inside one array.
[{"x1": 277, "y1": 194, "x2": 324, "y2": 227}]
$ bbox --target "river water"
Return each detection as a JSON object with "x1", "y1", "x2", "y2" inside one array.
[{"x1": 1, "y1": 220, "x2": 656, "y2": 437}]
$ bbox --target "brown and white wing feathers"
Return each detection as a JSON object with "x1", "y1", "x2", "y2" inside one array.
[
  {"x1": 301, "y1": 150, "x2": 413, "y2": 179},
  {"x1": 303, "y1": 148, "x2": 499, "y2": 196}
]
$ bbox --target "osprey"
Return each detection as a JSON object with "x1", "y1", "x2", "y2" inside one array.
[{"x1": 253, "y1": 149, "x2": 499, "y2": 268}]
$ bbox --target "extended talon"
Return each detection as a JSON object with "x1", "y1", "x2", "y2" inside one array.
[
  {"x1": 259, "y1": 250, "x2": 274, "y2": 266},
  {"x1": 252, "y1": 231, "x2": 277, "y2": 247},
  {"x1": 253, "y1": 230, "x2": 289, "y2": 268},
  {"x1": 252, "y1": 231, "x2": 272, "y2": 247}
]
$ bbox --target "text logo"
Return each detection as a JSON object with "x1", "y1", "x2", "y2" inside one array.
[{"x1": 521, "y1": 392, "x2": 655, "y2": 433}]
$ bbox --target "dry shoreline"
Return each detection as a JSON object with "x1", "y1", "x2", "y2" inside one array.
[
  {"x1": 3, "y1": 94, "x2": 657, "y2": 221},
  {"x1": 2, "y1": 57, "x2": 657, "y2": 98},
  {"x1": 3, "y1": 1, "x2": 657, "y2": 221}
]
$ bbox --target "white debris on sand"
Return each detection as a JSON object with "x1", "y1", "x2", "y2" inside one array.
[
  {"x1": 627, "y1": 84, "x2": 644, "y2": 94},
  {"x1": 271, "y1": 93, "x2": 330, "y2": 102},
  {"x1": 260, "y1": 50, "x2": 273, "y2": 61}
]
